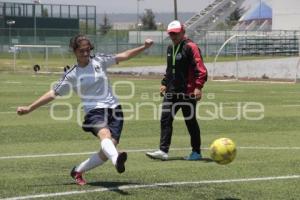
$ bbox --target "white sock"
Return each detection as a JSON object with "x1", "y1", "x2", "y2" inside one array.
[
  {"x1": 76, "y1": 153, "x2": 105, "y2": 173},
  {"x1": 101, "y1": 138, "x2": 118, "y2": 165}
]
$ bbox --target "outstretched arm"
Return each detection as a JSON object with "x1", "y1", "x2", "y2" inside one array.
[
  {"x1": 115, "y1": 39, "x2": 154, "y2": 63},
  {"x1": 17, "y1": 90, "x2": 56, "y2": 115}
]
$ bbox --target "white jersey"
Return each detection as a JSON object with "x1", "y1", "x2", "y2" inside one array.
[{"x1": 53, "y1": 53, "x2": 119, "y2": 113}]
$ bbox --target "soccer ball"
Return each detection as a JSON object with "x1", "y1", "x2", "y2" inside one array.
[{"x1": 210, "y1": 138, "x2": 237, "y2": 165}]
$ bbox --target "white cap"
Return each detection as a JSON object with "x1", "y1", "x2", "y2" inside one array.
[{"x1": 167, "y1": 20, "x2": 184, "y2": 33}]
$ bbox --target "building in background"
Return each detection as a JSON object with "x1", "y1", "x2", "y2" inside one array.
[
  {"x1": 272, "y1": 0, "x2": 300, "y2": 30},
  {"x1": 0, "y1": 1, "x2": 96, "y2": 40}
]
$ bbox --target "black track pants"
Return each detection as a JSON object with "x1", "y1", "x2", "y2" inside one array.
[{"x1": 159, "y1": 94, "x2": 201, "y2": 154}]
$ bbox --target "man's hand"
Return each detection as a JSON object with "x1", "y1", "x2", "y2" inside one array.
[
  {"x1": 17, "y1": 106, "x2": 31, "y2": 115},
  {"x1": 193, "y1": 88, "x2": 202, "y2": 101},
  {"x1": 160, "y1": 85, "x2": 166, "y2": 96},
  {"x1": 144, "y1": 39, "x2": 154, "y2": 49}
]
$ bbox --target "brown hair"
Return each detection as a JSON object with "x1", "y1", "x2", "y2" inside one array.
[{"x1": 69, "y1": 34, "x2": 94, "y2": 51}]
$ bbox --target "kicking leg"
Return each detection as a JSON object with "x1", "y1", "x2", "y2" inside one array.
[
  {"x1": 71, "y1": 152, "x2": 106, "y2": 186},
  {"x1": 98, "y1": 128, "x2": 127, "y2": 173}
]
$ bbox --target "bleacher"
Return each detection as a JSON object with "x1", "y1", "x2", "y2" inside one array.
[{"x1": 184, "y1": 0, "x2": 246, "y2": 33}]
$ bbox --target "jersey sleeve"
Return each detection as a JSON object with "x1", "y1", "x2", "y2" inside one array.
[
  {"x1": 95, "y1": 53, "x2": 117, "y2": 69},
  {"x1": 187, "y1": 42, "x2": 208, "y2": 88},
  {"x1": 53, "y1": 73, "x2": 74, "y2": 96}
]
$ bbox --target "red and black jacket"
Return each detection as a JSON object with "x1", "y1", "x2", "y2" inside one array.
[{"x1": 161, "y1": 37, "x2": 208, "y2": 94}]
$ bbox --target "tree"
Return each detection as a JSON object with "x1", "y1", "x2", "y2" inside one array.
[
  {"x1": 215, "y1": 8, "x2": 245, "y2": 30},
  {"x1": 42, "y1": 8, "x2": 48, "y2": 17},
  {"x1": 140, "y1": 9, "x2": 157, "y2": 30},
  {"x1": 225, "y1": 8, "x2": 245, "y2": 28},
  {"x1": 99, "y1": 13, "x2": 112, "y2": 35}
]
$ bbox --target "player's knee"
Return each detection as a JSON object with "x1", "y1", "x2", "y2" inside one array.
[{"x1": 97, "y1": 128, "x2": 112, "y2": 140}]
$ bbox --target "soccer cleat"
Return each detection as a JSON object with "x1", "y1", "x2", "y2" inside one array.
[
  {"x1": 145, "y1": 150, "x2": 168, "y2": 160},
  {"x1": 115, "y1": 152, "x2": 127, "y2": 173},
  {"x1": 185, "y1": 151, "x2": 202, "y2": 161},
  {"x1": 70, "y1": 166, "x2": 87, "y2": 186}
]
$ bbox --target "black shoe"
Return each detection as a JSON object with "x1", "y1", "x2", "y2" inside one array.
[{"x1": 115, "y1": 152, "x2": 127, "y2": 173}]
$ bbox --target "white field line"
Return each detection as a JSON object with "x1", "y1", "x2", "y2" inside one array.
[
  {"x1": 213, "y1": 80, "x2": 295, "y2": 84},
  {"x1": 271, "y1": 91, "x2": 300, "y2": 94},
  {"x1": 239, "y1": 146, "x2": 300, "y2": 150},
  {"x1": 1, "y1": 146, "x2": 300, "y2": 160},
  {"x1": 1, "y1": 175, "x2": 300, "y2": 200},
  {"x1": 0, "y1": 106, "x2": 51, "y2": 114},
  {"x1": 282, "y1": 104, "x2": 300, "y2": 107},
  {"x1": 282, "y1": 100, "x2": 300, "y2": 103},
  {"x1": 3, "y1": 81, "x2": 22, "y2": 84},
  {"x1": 0, "y1": 148, "x2": 187, "y2": 160},
  {"x1": 10, "y1": 105, "x2": 50, "y2": 109},
  {"x1": 0, "y1": 111, "x2": 16, "y2": 114},
  {"x1": 223, "y1": 90, "x2": 244, "y2": 93},
  {"x1": 5, "y1": 104, "x2": 244, "y2": 114},
  {"x1": 0, "y1": 152, "x2": 96, "y2": 159},
  {"x1": 219, "y1": 106, "x2": 242, "y2": 109}
]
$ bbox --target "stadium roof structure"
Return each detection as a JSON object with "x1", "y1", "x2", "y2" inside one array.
[
  {"x1": 233, "y1": 1, "x2": 272, "y2": 31},
  {"x1": 240, "y1": 1, "x2": 272, "y2": 21}
]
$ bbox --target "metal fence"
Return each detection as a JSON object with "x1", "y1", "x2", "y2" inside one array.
[{"x1": 1, "y1": 28, "x2": 300, "y2": 58}]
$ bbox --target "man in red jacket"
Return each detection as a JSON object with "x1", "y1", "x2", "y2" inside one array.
[{"x1": 146, "y1": 20, "x2": 208, "y2": 160}]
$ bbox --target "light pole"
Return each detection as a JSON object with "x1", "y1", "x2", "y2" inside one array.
[
  {"x1": 259, "y1": 0, "x2": 262, "y2": 25},
  {"x1": 136, "y1": 0, "x2": 143, "y2": 27},
  {"x1": 6, "y1": 20, "x2": 15, "y2": 46},
  {"x1": 174, "y1": 0, "x2": 178, "y2": 20},
  {"x1": 33, "y1": 0, "x2": 41, "y2": 44},
  {"x1": 136, "y1": 0, "x2": 143, "y2": 44},
  {"x1": 137, "y1": 23, "x2": 142, "y2": 44}
]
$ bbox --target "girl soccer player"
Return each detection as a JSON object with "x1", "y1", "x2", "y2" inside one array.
[{"x1": 17, "y1": 34, "x2": 153, "y2": 185}]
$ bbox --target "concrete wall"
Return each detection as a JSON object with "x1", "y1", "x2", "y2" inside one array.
[
  {"x1": 108, "y1": 57, "x2": 300, "y2": 81},
  {"x1": 205, "y1": 57, "x2": 300, "y2": 80}
]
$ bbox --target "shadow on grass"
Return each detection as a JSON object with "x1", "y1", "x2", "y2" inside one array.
[
  {"x1": 147, "y1": 156, "x2": 214, "y2": 162},
  {"x1": 30, "y1": 181, "x2": 138, "y2": 196},
  {"x1": 167, "y1": 157, "x2": 214, "y2": 162},
  {"x1": 87, "y1": 181, "x2": 140, "y2": 195}
]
